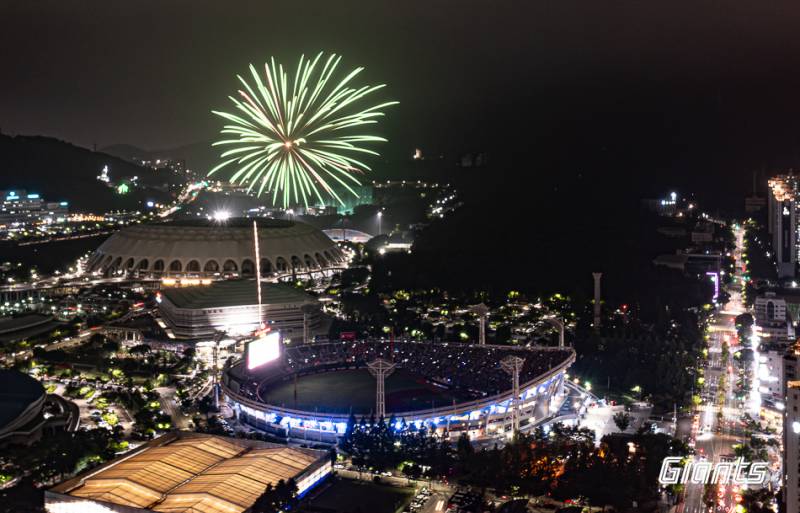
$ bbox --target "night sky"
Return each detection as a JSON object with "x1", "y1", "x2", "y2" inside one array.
[{"x1": 5, "y1": 1, "x2": 800, "y2": 201}]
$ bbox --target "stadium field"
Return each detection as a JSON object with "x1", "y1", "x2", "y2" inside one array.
[{"x1": 258, "y1": 368, "x2": 468, "y2": 414}]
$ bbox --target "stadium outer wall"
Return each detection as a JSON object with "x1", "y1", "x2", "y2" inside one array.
[{"x1": 223, "y1": 343, "x2": 575, "y2": 442}]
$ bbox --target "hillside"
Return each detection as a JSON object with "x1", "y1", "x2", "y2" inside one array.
[
  {"x1": 102, "y1": 141, "x2": 219, "y2": 175},
  {"x1": 0, "y1": 135, "x2": 174, "y2": 212},
  {"x1": 102, "y1": 140, "x2": 464, "y2": 184}
]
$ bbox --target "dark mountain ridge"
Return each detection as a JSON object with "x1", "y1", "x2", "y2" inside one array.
[{"x1": 0, "y1": 135, "x2": 171, "y2": 212}]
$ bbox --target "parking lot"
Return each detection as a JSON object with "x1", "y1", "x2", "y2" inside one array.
[
  {"x1": 303, "y1": 477, "x2": 414, "y2": 513},
  {"x1": 402, "y1": 485, "x2": 437, "y2": 513}
]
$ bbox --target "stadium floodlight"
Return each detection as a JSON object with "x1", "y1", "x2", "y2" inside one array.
[
  {"x1": 212, "y1": 209, "x2": 231, "y2": 222},
  {"x1": 301, "y1": 303, "x2": 317, "y2": 344},
  {"x1": 501, "y1": 355, "x2": 526, "y2": 434},
  {"x1": 367, "y1": 358, "x2": 396, "y2": 419},
  {"x1": 542, "y1": 315, "x2": 566, "y2": 348},
  {"x1": 470, "y1": 303, "x2": 490, "y2": 345}
]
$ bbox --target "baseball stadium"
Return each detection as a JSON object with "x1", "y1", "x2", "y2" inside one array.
[{"x1": 223, "y1": 340, "x2": 575, "y2": 442}]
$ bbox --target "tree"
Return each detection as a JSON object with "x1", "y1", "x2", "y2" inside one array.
[
  {"x1": 702, "y1": 483, "x2": 718, "y2": 508},
  {"x1": 735, "y1": 313, "x2": 754, "y2": 341},
  {"x1": 129, "y1": 344, "x2": 152, "y2": 358},
  {"x1": 197, "y1": 395, "x2": 214, "y2": 418},
  {"x1": 341, "y1": 413, "x2": 357, "y2": 453},
  {"x1": 454, "y1": 433, "x2": 475, "y2": 478},
  {"x1": 102, "y1": 338, "x2": 121, "y2": 355},
  {"x1": 252, "y1": 479, "x2": 298, "y2": 513},
  {"x1": 740, "y1": 487, "x2": 776, "y2": 513},
  {"x1": 11, "y1": 429, "x2": 116, "y2": 486},
  {"x1": 613, "y1": 411, "x2": 632, "y2": 432},
  {"x1": 251, "y1": 483, "x2": 275, "y2": 513},
  {"x1": 88, "y1": 333, "x2": 106, "y2": 346}
]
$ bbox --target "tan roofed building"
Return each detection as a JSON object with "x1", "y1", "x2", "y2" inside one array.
[{"x1": 45, "y1": 432, "x2": 331, "y2": 513}]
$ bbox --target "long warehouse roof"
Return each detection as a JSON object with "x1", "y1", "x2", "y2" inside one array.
[{"x1": 51, "y1": 433, "x2": 324, "y2": 513}]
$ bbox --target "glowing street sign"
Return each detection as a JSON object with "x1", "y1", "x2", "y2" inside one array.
[{"x1": 706, "y1": 271, "x2": 719, "y2": 300}]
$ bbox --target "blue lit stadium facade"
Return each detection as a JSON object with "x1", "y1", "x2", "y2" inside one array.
[{"x1": 223, "y1": 341, "x2": 575, "y2": 442}]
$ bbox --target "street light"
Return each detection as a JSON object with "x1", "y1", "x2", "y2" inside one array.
[
  {"x1": 212, "y1": 209, "x2": 231, "y2": 222},
  {"x1": 377, "y1": 211, "x2": 383, "y2": 236}
]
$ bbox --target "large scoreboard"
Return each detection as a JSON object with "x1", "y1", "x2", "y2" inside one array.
[{"x1": 246, "y1": 331, "x2": 281, "y2": 370}]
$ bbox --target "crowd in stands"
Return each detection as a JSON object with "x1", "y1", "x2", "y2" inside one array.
[{"x1": 231, "y1": 341, "x2": 572, "y2": 404}]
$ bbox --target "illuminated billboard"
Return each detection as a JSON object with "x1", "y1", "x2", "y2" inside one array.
[{"x1": 247, "y1": 331, "x2": 281, "y2": 370}]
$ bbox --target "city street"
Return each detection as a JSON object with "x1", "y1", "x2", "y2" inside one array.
[
  {"x1": 681, "y1": 225, "x2": 748, "y2": 513},
  {"x1": 155, "y1": 386, "x2": 192, "y2": 430}
]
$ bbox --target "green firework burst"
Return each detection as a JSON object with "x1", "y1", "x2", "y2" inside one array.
[{"x1": 210, "y1": 52, "x2": 397, "y2": 207}]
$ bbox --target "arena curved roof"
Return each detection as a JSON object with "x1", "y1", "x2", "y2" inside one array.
[
  {"x1": 87, "y1": 218, "x2": 346, "y2": 277},
  {"x1": 0, "y1": 369, "x2": 45, "y2": 434},
  {"x1": 322, "y1": 228, "x2": 373, "y2": 243}
]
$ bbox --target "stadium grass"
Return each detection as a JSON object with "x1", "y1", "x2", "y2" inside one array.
[{"x1": 259, "y1": 368, "x2": 467, "y2": 415}]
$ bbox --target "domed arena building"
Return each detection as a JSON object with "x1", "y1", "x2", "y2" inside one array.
[
  {"x1": 0, "y1": 369, "x2": 46, "y2": 446},
  {"x1": 87, "y1": 218, "x2": 347, "y2": 278}
]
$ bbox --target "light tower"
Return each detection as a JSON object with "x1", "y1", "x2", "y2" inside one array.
[
  {"x1": 212, "y1": 330, "x2": 226, "y2": 410},
  {"x1": 367, "y1": 358, "x2": 396, "y2": 419},
  {"x1": 501, "y1": 355, "x2": 526, "y2": 434},
  {"x1": 253, "y1": 220, "x2": 265, "y2": 330},
  {"x1": 592, "y1": 272, "x2": 603, "y2": 329},
  {"x1": 470, "y1": 303, "x2": 490, "y2": 345},
  {"x1": 543, "y1": 316, "x2": 565, "y2": 348},
  {"x1": 301, "y1": 303, "x2": 316, "y2": 345}
]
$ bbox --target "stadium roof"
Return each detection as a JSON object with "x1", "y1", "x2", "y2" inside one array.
[
  {"x1": 0, "y1": 370, "x2": 45, "y2": 431},
  {"x1": 161, "y1": 280, "x2": 313, "y2": 310},
  {"x1": 0, "y1": 314, "x2": 66, "y2": 345},
  {"x1": 322, "y1": 228, "x2": 373, "y2": 243},
  {"x1": 162, "y1": 218, "x2": 295, "y2": 229},
  {"x1": 51, "y1": 433, "x2": 324, "y2": 513},
  {"x1": 0, "y1": 314, "x2": 53, "y2": 334},
  {"x1": 90, "y1": 217, "x2": 344, "y2": 273}
]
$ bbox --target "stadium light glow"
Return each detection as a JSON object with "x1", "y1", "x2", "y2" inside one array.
[
  {"x1": 212, "y1": 209, "x2": 231, "y2": 222},
  {"x1": 247, "y1": 331, "x2": 281, "y2": 369},
  {"x1": 229, "y1": 349, "x2": 570, "y2": 439}
]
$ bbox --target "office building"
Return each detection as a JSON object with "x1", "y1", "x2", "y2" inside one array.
[
  {"x1": 755, "y1": 292, "x2": 794, "y2": 341},
  {"x1": 768, "y1": 175, "x2": 799, "y2": 278}
]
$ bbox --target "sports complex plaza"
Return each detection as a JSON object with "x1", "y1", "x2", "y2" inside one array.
[{"x1": 84, "y1": 217, "x2": 577, "y2": 443}]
